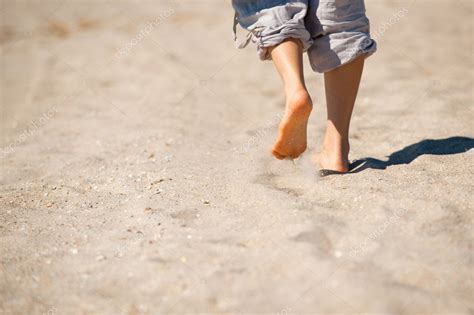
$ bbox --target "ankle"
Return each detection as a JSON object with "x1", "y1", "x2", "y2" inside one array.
[
  {"x1": 323, "y1": 127, "x2": 349, "y2": 153},
  {"x1": 285, "y1": 89, "x2": 312, "y2": 114},
  {"x1": 322, "y1": 137, "x2": 350, "y2": 159},
  {"x1": 285, "y1": 83, "x2": 307, "y2": 97},
  {"x1": 323, "y1": 138, "x2": 349, "y2": 150}
]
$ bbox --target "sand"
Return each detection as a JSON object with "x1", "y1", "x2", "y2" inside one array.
[{"x1": 1, "y1": 0, "x2": 473, "y2": 314}]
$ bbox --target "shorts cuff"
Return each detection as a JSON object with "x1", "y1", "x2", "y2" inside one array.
[
  {"x1": 256, "y1": 23, "x2": 313, "y2": 60},
  {"x1": 309, "y1": 33, "x2": 377, "y2": 73}
]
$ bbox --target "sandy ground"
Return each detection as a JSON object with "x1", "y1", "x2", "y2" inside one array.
[{"x1": 1, "y1": 0, "x2": 473, "y2": 314}]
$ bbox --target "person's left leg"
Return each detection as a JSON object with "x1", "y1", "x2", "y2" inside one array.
[
  {"x1": 269, "y1": 38, "x2": 313, "y2": 159},
  {"x1": 231, "y1": 1, "x2": 314, "y2": 159},
  {"x1": 313, "y1": 55, "x2": 365, "y2": 172}
]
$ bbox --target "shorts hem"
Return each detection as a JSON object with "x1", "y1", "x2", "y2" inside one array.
[
  {"x1": 309, "y1": 37, "x2": 377, "y2": 73},
  {"x1": 258, "y1": 35, "x2": 313, "y2": 60}
]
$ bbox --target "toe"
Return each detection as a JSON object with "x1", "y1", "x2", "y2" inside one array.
[
  {"x1": 272, "y1": 150, "x2": 286, "y2": 160},
  {"x1": 289, "y1": 151, "x2": 302, "y2": 159}
]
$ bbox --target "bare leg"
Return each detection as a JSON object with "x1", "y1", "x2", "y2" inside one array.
[
  {"x1": 269, "y1": 39, "x2": 312, "y2": 159},
  {"x1": 313, "y1": 55, "x2": 364, "y2": 172}
]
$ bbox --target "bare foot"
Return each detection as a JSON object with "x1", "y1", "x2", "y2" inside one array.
[
  {"x1": 312, "y1": 141, "x2": 350, "y2": 173},
  {"x1": 272, "y1": 89, "x2": 312, "y2": 159}
]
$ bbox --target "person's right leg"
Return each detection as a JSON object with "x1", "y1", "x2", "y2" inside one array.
[
  {"x1": 269, "y1": 38, "x2": 313, "y2": 159},
  {"x1": 307, "y1": 0, "x2": 375, "y2": 172},
  {"x1": 313, "y1": 55, "x2": 365, "y2": 172}
]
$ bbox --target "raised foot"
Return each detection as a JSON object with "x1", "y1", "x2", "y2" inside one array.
[{"x1": 271, "y1": 89, "x2": 312, "y2": 160}]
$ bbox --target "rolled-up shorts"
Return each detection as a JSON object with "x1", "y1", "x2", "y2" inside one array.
[{"x1": 232, "y1": 0, "x2": 377, "y2": 73}]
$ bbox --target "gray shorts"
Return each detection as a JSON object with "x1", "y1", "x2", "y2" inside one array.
[{"x1": 232, "y1": 0, "x2": 376, "y2": 73}]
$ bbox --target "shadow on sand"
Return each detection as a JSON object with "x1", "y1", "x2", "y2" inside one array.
[{"x1": 349, "y1": 136, "x2": 474, "y2": 173}]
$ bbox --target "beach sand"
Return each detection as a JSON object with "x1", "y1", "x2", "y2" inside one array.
[{"x1": 1, "y1": 0, "x2": 473, "y2": 313}]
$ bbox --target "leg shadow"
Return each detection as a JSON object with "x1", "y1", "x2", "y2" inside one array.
[{"x1": 349, "y1": 136, "x2": 474, "y2": 173}]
